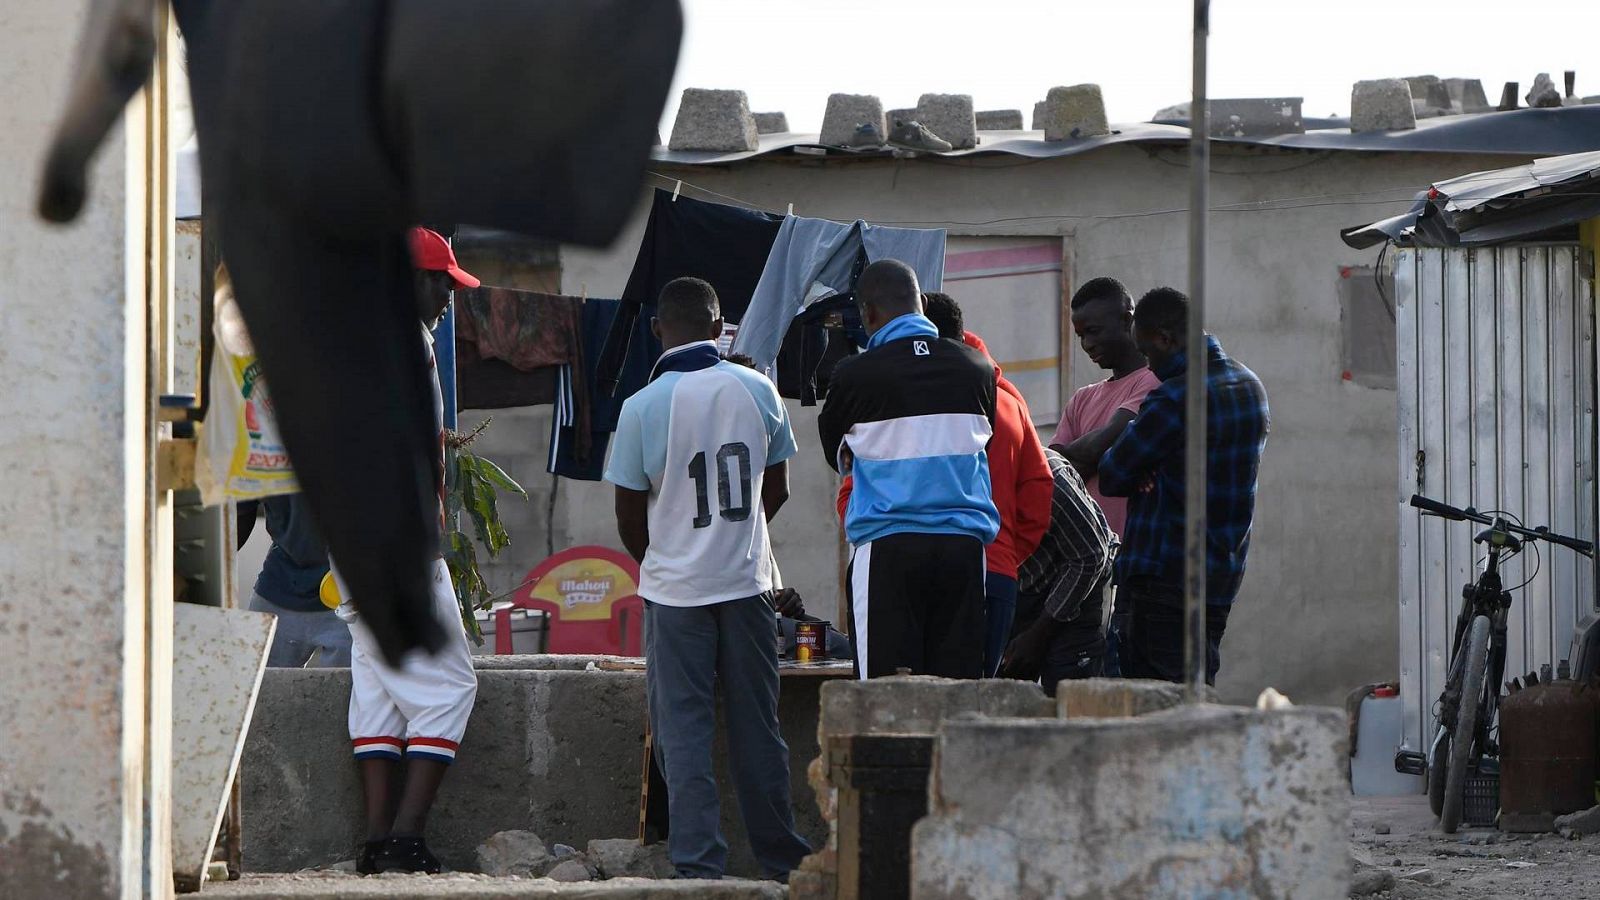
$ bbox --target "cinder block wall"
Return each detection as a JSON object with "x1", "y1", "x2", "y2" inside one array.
[{"x1": 241, "y1": 664, "x2": 827, "y2": 876}]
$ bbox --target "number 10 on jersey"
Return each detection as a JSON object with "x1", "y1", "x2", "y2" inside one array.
[{"x1": 687, "y1": 441, "x2": 752, "y2": 527}]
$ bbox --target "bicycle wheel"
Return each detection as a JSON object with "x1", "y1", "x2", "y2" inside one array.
[
  {"x1": 1428, "y1": 731, "x2": 1449, "y2": 817},
  {"x1": 1440, "y1": 615, "x2": 1490, "y2": 834}
]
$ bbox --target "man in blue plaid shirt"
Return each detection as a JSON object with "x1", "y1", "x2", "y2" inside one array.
[{"x1": 1099, "y1": 287, "x2": 1269, "y2": 685}]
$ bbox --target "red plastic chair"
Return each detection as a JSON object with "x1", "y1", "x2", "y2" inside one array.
[{"x1": 496, "y1": 546, "x2": 643, "y2": 655}]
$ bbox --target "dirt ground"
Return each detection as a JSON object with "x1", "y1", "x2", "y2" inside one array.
[{"x1": 1350, "y1": 796, "x2": 1600, "y2": 898}]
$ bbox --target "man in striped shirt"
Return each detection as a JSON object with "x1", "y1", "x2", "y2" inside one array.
[{"x1": 1001, "y1": 449, "x2": 1118, "y2": 694}]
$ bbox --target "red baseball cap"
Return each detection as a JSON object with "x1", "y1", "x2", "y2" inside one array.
[{"x1": 407, "y1": 227, "x2": 480, "y2": 289}]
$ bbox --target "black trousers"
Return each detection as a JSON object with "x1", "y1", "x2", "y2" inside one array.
[
  {"x1": 1121, "y1": 577, "x2": 1232, "y2": 686},
  {"x1": 1010, "y1": 575, "x2": 1109, "y2": 696},
  {"x1": 846, "y1": 532, "x2": 986, "y2": 679}
]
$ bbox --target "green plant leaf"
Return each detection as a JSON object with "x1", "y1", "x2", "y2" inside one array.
[{"x1": 473, "y1": 455, "x2": 528, "y2": 498}]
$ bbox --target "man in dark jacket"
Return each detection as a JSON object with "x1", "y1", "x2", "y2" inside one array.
[{"x1": 818, "y1": 260, "x2": 1000, "y2": 679}]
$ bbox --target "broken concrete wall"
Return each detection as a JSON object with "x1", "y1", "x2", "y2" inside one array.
[
  {"x1": 911, "y1": 706, "x2": 1349, "y2": 899},
  {"x1": 242, "y1": 664, "x2": 827, "y2": 877}
]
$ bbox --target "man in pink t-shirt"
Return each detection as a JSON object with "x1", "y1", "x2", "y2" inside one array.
[{"x1": 1050, "y1": 277, "x2": 1161, "y2": 537}]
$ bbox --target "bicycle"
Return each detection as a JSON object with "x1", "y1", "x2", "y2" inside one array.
[{"x1": 1395, "y1": 495, "x2": 1594, "y2": 833}]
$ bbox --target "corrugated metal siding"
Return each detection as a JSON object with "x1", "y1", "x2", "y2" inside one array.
[{"x1": 1395, "y1": 245, "x2": 1596, "y2": 750}]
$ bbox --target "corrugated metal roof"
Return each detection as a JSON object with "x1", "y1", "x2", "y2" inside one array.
[
  {"x1": 653, "y1": 106, "x2": 1600, "y2": 167},
  {"x1": 1341, "y1": 148, "x2": 1600, "y2": 248}
]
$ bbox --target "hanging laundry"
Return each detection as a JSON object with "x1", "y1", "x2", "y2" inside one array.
[
  {"x1": 454, "y1": 288, "x2": 588, "y2": 455},
  {"x1": 594, "y1": 189, "x2": 784, "y2": 397},
  {"x1": 550, "y1": 298, "x2": 653, "y2": 480},
  {"x1": 732, "y1": 217, "x2": 946, "y2": 378}
]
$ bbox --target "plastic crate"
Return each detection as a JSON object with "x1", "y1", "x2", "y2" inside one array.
[{"x1": 1463, "y1": 773, "x2": 1499, "y2": 828}]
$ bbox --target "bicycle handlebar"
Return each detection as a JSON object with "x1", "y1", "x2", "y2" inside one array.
[{"x1": 1409, "y1": 494, "x2": 1595, "y2": 557}]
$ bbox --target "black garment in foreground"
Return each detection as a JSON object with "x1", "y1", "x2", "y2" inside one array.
[
  {"x1": 1120, "y1": 577, "x2": 1232, "y2": 685},
  {"x1": 845, "y1": 533, "x2": 986, "y2": 679}
]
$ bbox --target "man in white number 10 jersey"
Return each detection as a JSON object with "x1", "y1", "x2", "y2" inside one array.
[{"x1": 604, "y1": 277, "x2": 811, "y2": 881}]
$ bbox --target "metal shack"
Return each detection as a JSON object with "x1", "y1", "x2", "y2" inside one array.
[{"x1": 1345, "y1": 150, "x2": 1600, "y2": 747}]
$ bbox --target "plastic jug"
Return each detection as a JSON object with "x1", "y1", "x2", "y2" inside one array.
[{"x1": 1352, "y1": 686, "x2": 1424, "y2": 796}]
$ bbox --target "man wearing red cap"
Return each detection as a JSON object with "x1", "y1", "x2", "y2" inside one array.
[{"x1": 334, "y1": 227, "x2": 480, "y2": 875}]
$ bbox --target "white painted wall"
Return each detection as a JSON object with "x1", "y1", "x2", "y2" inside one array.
[
  {"x1": 473, "y1": 144, "x2": 1537, "y2": 707},
  {"x1": 0, "y1": 2, "x2": 151, "y2": 896}
]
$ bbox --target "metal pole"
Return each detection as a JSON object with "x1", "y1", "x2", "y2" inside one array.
[{"x1": 1185, "y1": 0, "x2": 1211, "y2": 702}]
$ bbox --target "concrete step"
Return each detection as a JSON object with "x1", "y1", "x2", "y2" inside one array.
[{"x1": 202, "y1": 872, "x2": 786, "y2": 899}]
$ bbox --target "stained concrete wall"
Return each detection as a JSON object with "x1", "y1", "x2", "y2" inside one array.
[
  {"x1": 474, "y1": 145, "x2": 1537, "y2": 708},
  {"x1": 0, "y1": 2, "x2": 149, "y2": 897},
  {"x1": 241, "y1": 664, "x2": 828, "y2": 877}
]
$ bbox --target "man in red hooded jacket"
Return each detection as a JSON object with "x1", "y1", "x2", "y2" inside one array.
[{"x1": 836, "y1": 292, "x2": 1052, "y2": 676}]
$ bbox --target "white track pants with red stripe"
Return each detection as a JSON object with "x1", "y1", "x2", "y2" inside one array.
[{"x1": 339, "y1": 557, "x2": 478, "y2": 764}]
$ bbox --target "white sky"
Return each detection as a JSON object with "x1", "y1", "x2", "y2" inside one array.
[{"x1": 663, "y1": 0, "x2": 1600, "y2": 134}]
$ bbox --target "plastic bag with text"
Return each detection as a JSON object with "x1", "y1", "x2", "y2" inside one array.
[{"x1": 195, "y1": 273, "x2": 299, "y2": 505}]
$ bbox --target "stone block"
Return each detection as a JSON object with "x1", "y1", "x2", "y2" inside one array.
[
  {"x1": 1350, "y1": 79, "x2": 1416, "y2": 133},
  {"x1": 585, "y1": 838, "x2": 675, "y2": 879},
  {"x1": 911, "y1": 705, "x2": 1349, "y2": 899},
  {"x1": 668, "y1": 88, "x2": 758, "y2": 152},
  {"x1": 242, "y1": 666, "x2": 827, "y2": 878},
  {"x1": 752, "y1": 112, "x2": 789, "y2": 134},
  {"x1": 819, "y1": 675, "x2": 1052, "y2": 738},
  {"x1": 476, "y1": 830, "x2": 556, "y2": 877},
  {"x1": 1031, "y1": 101, "x2": 1046, "y2": 130},
  {"x1": 820, "y1": 94, "x2": 886, "y2": 147},
  {"x1": 1041, "y1": 84, "x2": 1110, "y2": 141},
  {"x1": 975, "y1": 109, "x2": 1024, "y2": 130},
  {"x1": 1152, "y1": 101, "x2": 1189, "y2": 121},
  {"x1": 546, "y1": 858, "x2": 594, "y2": 882},
  {"x1": 1444, "y1": 78, "x2": 1490, "y2": 112},
  {"x1": 1056, "y1": 677, "x2": 1211, "y2": 719},
  {"x1": 1207, "y1": 98, "x2": 1304, "y2": 136},
  {"x1": 887, "y1": 107, "x2": 917, "y2": 127},
  {"x1": 1403, "y1": 75, "x2": 1442, "y2": 101},
  {"x1": 1527, "y1": 72, "x2": 1562, "y2": 108},
  {"x1": 914, "y1": 93, "x2": 978, "y2": 149}
]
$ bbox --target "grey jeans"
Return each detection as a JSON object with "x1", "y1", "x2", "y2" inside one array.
[
  {"x1": 248, "y1": 592, "x2": 352, "y2": 667},
  {"x1": 645, "y1": 594, "x2": 811, "y2": 880}
]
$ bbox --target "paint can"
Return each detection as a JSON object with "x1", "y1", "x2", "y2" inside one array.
[{"x1": 796, "y1": 620, "x2": 828, "y2": 663}]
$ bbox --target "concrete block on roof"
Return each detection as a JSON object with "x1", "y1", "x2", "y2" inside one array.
[
  {"x1": 914, "y1": 93, "x2": 978, "y2": 149},
  {"x1": 752, "y1": 111, "x2": 788, "y2": 134},
  {"x1": 1031, "y1": 100, "x2": 1046, "y2": 129},
  {"x1": 886, "y1": 107, "x2": 917, "y2": 127},
  {"x1": 1444, "y1": 77, "x2": 1490, "y2": 112},
  {"x1": 1041, "y1": 83, "x2": 1110, "y2": 141},
  {"x1": 910, "y1": 705, "x2": 1350, "y2": 899},
  {"x1": 1207, "y1": 97, "x2": 1304, "y2": 136},
  {"x1": 1527, "y1": 72, "x2": 1562, "y2": 108},
  {"x1": 1152, "y1": 101, "x2": 1190, "y2": 121},
  {"x1": 1403, "y1": 75, "x2": 1442, "y2": 100},
  {"x1": 976, "y1": 109, "x2": 1024, "y2": 130},
  {"x1": 668, "y1": 88, "x2": 758, "y2": 152},
  {"x1": 1411, "y1": 99, "x2": 1445, "y2": 120},
  {"x1": 1350, "y1": 79, "x2": 1416, "y2": 132},
  {"x1": 820, "y1": 93, "x2": 886, "y2": 147}
]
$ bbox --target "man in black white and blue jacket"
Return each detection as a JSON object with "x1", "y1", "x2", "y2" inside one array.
[{"x1": 819, "y1": 259, "x2": 1001, "y2": 679}]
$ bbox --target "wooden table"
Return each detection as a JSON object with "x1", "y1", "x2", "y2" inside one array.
[{"x1": 617, "y1": 658, "x2": 855, "y2": 843}]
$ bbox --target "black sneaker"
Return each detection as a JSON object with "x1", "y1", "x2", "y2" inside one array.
[
  {"x1": 375, "y1": 835, "x2": 442, "y2": 874},
  {"x1": 888, "y1": 119, "x2": 952, "y2": 153},
  {"x1": 355, "y1": 840, "x2": 385, "y2": 876}
]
